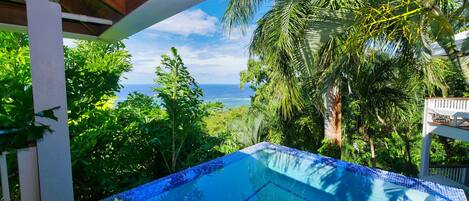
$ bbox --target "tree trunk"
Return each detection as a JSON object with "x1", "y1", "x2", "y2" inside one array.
[
  {"x1": 324, "y1": 84, "x2": 342, "y2": 146},
  {"x1": 171, "y1": 114, "x2": 176, "y2": 172},
  {"x1": 369, "y1": 134, "x2": 376, "y2": 167},
  {"x1": 459, "y1": 56, "x2": 469, "y2": 85},
  {"x1": 171, "y1": 102, "x2": 176, "y2": 172},
  {"x1": 404, "y1": 132, "x2": 412, "y2": 164}
]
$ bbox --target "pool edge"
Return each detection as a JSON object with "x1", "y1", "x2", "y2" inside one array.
[
  {"x1": 268, "y1": 143, "x2": 467, "y2": 201},
  {"x1": 101, "y1": 142, "x2": 271, "y2": 201},
  {"x1": 102, "y1": 142, "x2": 467, "y2": 201}
]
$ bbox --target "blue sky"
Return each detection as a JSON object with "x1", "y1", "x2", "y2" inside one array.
[
  {"x1": 115, "y1": 1, "x2": 262, "y2": 84},
  {"x1": 64, "y1": 1, "x2": 270, "y2": 84}
]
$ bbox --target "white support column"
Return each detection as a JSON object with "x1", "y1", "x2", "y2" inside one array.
[
  {"x1": 25, "y1": 0, "x2": 74, "y2": 200},
  {"x1": 17, "y1": 147, "x2": 40, "y2": 201},
  {"x1": 0, "y1": 152, "x2": 10, "y2": 201},
  {"x1": 420, "y1": 99, "x2": 431, "y2": 178}
]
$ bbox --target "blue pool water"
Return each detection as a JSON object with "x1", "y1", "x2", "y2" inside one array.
[{"x1": 105, "y1": 143, "x2": 466, "y2": 201}]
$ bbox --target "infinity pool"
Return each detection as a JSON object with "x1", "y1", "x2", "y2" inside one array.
[{"x1": 104, "y1": 142, "x2": 466, "y2": 201}]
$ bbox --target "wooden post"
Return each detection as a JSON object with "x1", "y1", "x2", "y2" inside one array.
[
  {"x1": 420, "y1": 99, "x2": 431, "y2": 178},
  {"x1": 25, "y1": 0, "x2": 74, "y2": 200}
]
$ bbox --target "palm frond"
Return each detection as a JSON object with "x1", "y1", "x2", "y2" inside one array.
[{"x1": 223, "y1": 0, "x2": 268, "y2": 33}]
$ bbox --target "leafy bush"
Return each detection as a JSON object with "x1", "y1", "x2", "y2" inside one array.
[
  {"x1": 0, "y1": 32, "x2": 58, "y2": 151},
  {"x1": 65, "y1": 41, "x2": 132, "y2": 122},
  {"x1": 72, "y1": 93, "x2": 166, "y2": 200},
  {"x1": 318, "y1": 139, "x2": 341, "y2": 159},
  {"x1": 71, "y1": 48, "x2": 229, "y2": 200}
]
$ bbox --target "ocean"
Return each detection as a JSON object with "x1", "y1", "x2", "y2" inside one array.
[{"x1": 117, "y1": 84, "x2": 254, "y2": 108}]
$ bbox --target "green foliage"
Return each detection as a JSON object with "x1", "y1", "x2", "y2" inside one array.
[
  {"x1": 0, "y1": 32, "x2": 58, "y2": 152},
  {"x1": 2, "y1": 4, "x2": 469, "y2": 199},
  {"x1": 205, "y1": 107, "x2": 248, "y2": 136},
  {"x1": 0, "y1": 32, "x2": 136, "y2": 200},
  {"x1": 238, "y1": 47, "x2": 466, "y2": 178},
  {"x1": 71, "y1": 95, "x2": 226, "y2": 200},
  {"x1": 227, "y1": 109, "x2": 265, "y2": 147},
  {"x1": 345, "y1": 0, "x2": 469, "y2": 83},
  {"x1": 71, "y1": 93, "x2": 166, "y2": 200},
  {"x1": 204, "y1": 106, "x2": 281, "y2": 156},
  {"x1": 443, "y1": 63, "x2": 469, "y2": 97},
  {"x1": 0, "y1": 32, "x2": 132, "y2": 152},
  {"x1": 65, "y1": 41, "x2": 132, "y2": 121},
  {"x1": 224, "y1": 0, "x2": 469, "y2": 178},
  {"x1": 318, "y1": 139, "x2": 341, "y2": 159},
  {"x1": 240, "y1": 59, "x2": 325, "y2": 152},
  {"x1": 70, "y1": 48, "x2": 230, "y2": 200},
  {"x1": 154, "y1": 47, "x2": 205, "y2": 172}
]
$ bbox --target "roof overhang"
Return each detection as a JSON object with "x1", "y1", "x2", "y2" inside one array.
[
  {"x1": 100, "y1": 0, "x2": 203, "y2": 41},
  {"x1": 0, "y1": 0, "x2": 203, "y2": 41}
]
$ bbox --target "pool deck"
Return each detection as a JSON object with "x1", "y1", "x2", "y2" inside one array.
[{"x1": 103, "y1": 142, "x2": 467, "y2": 201}]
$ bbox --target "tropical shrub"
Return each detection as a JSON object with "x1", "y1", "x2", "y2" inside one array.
[
  {"x1": 0, "y1": 32, "x2": 134, "y2": 200},
  {"x1": 0, "y1": 32, "x2": 56, "y2": 152},
  {"x1": 65, "y1": 41, "x2": 132, "y2": 123},
  {"x1": 154, "y1": 47, "x2": 206, "y2": 173},
  {"x1": 71, "y1": 47, "x2": 229, "y2": 200},
  {"x1": 71, "y1": 93, "x2": 166, "y2": 200}
]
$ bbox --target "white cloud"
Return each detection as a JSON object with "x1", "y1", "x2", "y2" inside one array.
[
  {"x1": 148, "y1": 9, "x2": 218, "y2": 36},
  {"x1": 223, "y1": 25, "x2": 255, "y2": 44},
  {"x1": 122, "y1": 9, "x2": 255, "y2": 84},
  {"x1": 176, "y1": 45, "x2": 249, "y2": 83},
  {"x1": 122, "y1": 36, "x2": 250, "y2": 84}
]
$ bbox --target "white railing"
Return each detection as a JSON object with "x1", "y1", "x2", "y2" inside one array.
[
  {"x1": 420, "y1": 98, "x2": 469, "y2": 178},
  {"x1": 430, "y1": 165, "x2": 468, "y2": 185},
  {"x1": 427, "y1": 98, "x2": 469, "y2": 127},
  {"x1": 428, "y1": 98, "x2": 469, "y2": 111},
  {"x1": 0, "y1": 152, "x2": 11, "y2": 201},
  {"x1": 0, "y1": 147, "x2": 40, "y2": 201}
]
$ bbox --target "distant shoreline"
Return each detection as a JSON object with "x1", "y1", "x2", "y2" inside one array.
[
  {"x1": 117, "y1": 84, "x2": 253, "y2": 108},
  {"x1": 120, "y1": 83, "x2": 245, "y2": 85}
]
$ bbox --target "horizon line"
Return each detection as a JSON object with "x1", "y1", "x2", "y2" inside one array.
[{"x1": 120, "y1": 83, "x2": 247, "y2": 85}]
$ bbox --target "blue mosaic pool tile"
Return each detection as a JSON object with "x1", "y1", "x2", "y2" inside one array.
[
  {"x1": 264, "y1": 143, "x2": 467, "y2": 201},
  {"x1": 103, "y1": 142, "x2": 270, "y2": 201},
  {"x1": 103, "y1": 142, "x2": 467, "y2": 201}
]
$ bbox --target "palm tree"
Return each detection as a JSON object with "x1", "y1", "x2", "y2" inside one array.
[
  {"x1": 345, "y1": 0, "x2": 468, "y2": 83},
  {"x1": 224, "y1": 0, "x2": 364, "y2": 149},
  {"x1": 224, "y1": 0, "x2": 465, "y2": 152},
  {"x1": 345, "y1": 52, "x2": 410, "y2": 166},
  {"x1": 228, "y1": 111, "x2": 265, "y2": 147}
]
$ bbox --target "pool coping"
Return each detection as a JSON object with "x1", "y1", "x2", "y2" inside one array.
[{"x1": 103, "y1": 142, "x2": 467, "y2": 201}]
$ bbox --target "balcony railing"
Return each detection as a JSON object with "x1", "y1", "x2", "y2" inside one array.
[
  {"x1": 420, "y1": 98, "x2": 469, "y2": 179},
  {"x1": 427, "y1": 98, "x2": 469, "y2": 129},
  {"x1": 421, "y1": 98, "x2": 469, "y2": 189},
  {"x1": 0, "y1": 147, "x2": 40, "y2": 201},
  {"x1": 430, "y1": 165, "x2": 469, "y2": 186},
  {"x1": 428, "y1": 98, "x2": 469, "y2": 111},
  {"x1": 425, "y1": 98, "x2": 469, "y2": 141},
  {"x1": 0, "y1": 152, "x2": 11, "y2": 201}
]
